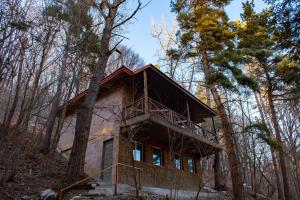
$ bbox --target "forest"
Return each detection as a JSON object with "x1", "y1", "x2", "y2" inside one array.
[{"x1": 0, "y1": 0, "x2": 299, "y2": 199}]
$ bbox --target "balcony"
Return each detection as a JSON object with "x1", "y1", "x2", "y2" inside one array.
[{"x1": 123, "y1": 97, "x2": 218, "y2": 144}]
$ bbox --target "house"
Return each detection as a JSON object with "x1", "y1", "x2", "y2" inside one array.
[{"x1": 58, "y1": 64, "x2": 222, "y2": 196}]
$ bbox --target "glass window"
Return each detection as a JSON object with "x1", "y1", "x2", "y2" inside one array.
[
  {"x1": 152, "y1": 147, "x2": 162, "y2": 166},
  {"x1": 188, "y1": 158, "x2": 195, "y2": 173},
  {"x1": 174, "y1": 154, "x2": 182, "y2": 170},
  {"x1": 132, "y1": 142, "x2": 143, "y2": 161}
]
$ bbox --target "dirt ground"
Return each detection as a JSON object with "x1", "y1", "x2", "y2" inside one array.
[{"x1": 0, "y1": 128, "x2": 67, "y2": 200}]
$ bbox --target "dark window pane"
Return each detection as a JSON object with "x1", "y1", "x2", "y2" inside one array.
[
  {"x1": 174, "y1": 154, "x2": 182, "y2": 170},
  {"x1": 188, "y1": 158, "x2": 195, "y2": 173},
  {"x1": 133, "y1": 142, "x2": 143, "y2": 161},
  {"x1": 152, "y1": 147, "x2": 162, "y2": 166}
]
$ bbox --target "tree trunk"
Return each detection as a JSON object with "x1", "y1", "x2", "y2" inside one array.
[
  {"x1": 65, "y1": 15, "x2": 116, "y2": 182},
  {"x1": 41, "y1": 33, "x2": 70, "y2": 155},
  {"x1": 4, "y1": 37, "x2": 26, "y2": 128},
  {"x1": 201, "y1": 50, "x2": 244, "y2": 200},
  {"x1": 254, "y1": 91, "x2": 284, "y2": 199},
  {"x1": 206, "y1": 87, "x2": 222, "y2": 190},
  {"x1": 265, "y1": 73, "x2": 292, "y2": 200}
]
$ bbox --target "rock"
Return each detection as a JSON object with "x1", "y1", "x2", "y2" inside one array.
[
  {"x1": 203, "y1": 186, "x2": 217, "y2": 193},
  {"x1": 40, "y1": 188, "x2": 57, "y2": 200},
  {"x1": 21, "y1": 195, "x2": 30, "y2": 200}
]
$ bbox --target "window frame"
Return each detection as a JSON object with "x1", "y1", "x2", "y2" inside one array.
[
  {"x1": 174, "y1": 154, "x2": 183, "y2": 170},
  {"x1": 132, "y1": 141, "x2": 144, "y2": 162},
  {"x1": 152, "y1": 146, "x2": 163, "y2": 166},
  {"x1": 187, "y1": 158, "x2": 196, "y2": 173}
]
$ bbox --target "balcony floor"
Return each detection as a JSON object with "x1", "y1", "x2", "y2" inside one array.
[{"x1": 121, "y1": 113, "x2": 222, "y2": 157}]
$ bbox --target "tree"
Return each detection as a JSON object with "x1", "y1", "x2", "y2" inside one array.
[
  {"x1": 171, "y1": 0, "x2": 261, "y2": 199},
  {"x1": 235, "y1": 2, "x2": 297, "y2": 199},
  {"x1": 65, "y1": 0, "x2": 142, "y2": 182},
  {"x1": 40, "y1": 0, "x2": 95, "y2": 155}
]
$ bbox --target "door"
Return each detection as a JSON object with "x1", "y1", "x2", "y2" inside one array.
[{"x1": 101, "y1": 139, "x2": 114, "y2": 183}]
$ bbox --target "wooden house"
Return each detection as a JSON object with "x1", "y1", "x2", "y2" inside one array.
[{"x1": 58, "y1": 64, "x2": 222, "y2": 195}]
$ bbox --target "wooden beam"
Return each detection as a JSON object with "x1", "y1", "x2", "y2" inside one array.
[
  {"x1": 143, "y1": 70, "x2": 149, "y2": 113},
  {"x1": 212, "y1": 117, "x2": 217, "y2": 139},
  {"x1": 186, "y1": 101, "x2": 191, "y2": 127}
]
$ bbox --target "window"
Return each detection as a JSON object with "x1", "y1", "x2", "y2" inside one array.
[
  {"x1": 174, "y1": 154, "x2": 182, "y2": 170},
  {"x1": 188, "y1": 158, "x2": 195, "y2": 173},
  {"x1": 132, "y1": 142, "x2": 143, "y2": 161},
  {"x1": 152, "y1": 147, "x2": 162, "y2": 166}
]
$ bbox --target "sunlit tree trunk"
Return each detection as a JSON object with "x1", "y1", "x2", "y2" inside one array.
[{"x1": 201, "y1": 50, "x2": 244, "y2": 200}]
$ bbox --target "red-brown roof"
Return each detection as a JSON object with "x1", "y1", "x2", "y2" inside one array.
[{"x1": 61, "y1": 64, "x2": 217, "y2": 116}]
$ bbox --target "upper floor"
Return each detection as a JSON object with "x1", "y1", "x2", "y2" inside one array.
[{"x1": 62, "y1": 65, "x2": 221, "y2": 154}]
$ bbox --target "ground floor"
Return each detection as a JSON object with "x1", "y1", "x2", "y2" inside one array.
[{"x1": 60, "y1": 124, "x2": 221, "y2": 196}]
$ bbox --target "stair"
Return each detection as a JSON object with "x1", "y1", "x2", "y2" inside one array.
[{"x1": 88, "y1": 183, "x2": 114, "y2": 196}]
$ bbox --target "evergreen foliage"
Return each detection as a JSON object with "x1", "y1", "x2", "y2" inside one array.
[{"x1": 244, "y1": 122, "x2": 283, "y2": 150}]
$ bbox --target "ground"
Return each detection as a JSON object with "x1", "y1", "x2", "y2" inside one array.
[
  {"x1": 0, "y1": 127, "x2": 232, "y2": 200},
  {"x1": 0, "y1": 127, "x2": 67, "y2": 200}
]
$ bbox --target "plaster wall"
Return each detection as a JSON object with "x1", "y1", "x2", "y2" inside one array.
[{"x1": 58, "y1": 86, "x2": 124, "y2": 179}]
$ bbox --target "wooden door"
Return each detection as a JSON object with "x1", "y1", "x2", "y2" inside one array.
[{"x1": 101, "y1": 139, "x2": 113, "y2": 183}]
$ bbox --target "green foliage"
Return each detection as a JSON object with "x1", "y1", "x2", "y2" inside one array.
[
  {"x1": 257, "y1": 133, "x2": 282, "y2": 150},
  {"x1": 236, "y1": 1, "x2": 300, "y2": 96},
  {"x1": 235, "y1": 1, "x2": 275, "y2": 64},
  {"x1": 42, "y1": 5, "x2": 63, "y2": 19},
  {"x1": 206, "y1": 72, "x2": 236, "y2": 91},
  {"x1": 172, "y1": 0, "x2": 262, "y2": 93},
  {"x1": 78, "y1": 30, "x2": 101, "y2": 54},
  {"x1": 9, "y1": 21, "x2": 30, "y2": 31},
  {"x1": 268, "y1": 0, "x2": 300, "y2": 59},
  {"x1": 228, "y1": 66, "x2": 259, "y2": 91},
  {"x1": 166, "y1": 49, "x2": 181, "y2": 60},
  {"x1": 244, "y1": 122, "x2": 282, "y2": 150}
]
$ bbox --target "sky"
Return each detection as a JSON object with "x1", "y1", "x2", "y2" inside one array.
[{"x1": 123, "y1": 0, "x2": 267, "y2": 64}]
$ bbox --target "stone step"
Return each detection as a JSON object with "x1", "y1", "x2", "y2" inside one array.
[{"x1": 88, "y1": 186, "x2": 114, "y2": 196}]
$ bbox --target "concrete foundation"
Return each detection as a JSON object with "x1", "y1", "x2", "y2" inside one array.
[{"x1": 89, "y1": 184, "x2": 221, "y2": 199}]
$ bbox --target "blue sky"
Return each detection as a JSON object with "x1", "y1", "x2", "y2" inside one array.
[{"x1": 123, "y1": 0, "x2": 266, "y2": 64}]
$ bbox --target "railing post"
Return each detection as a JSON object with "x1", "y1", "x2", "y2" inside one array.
[
  {"x1": 186, "y1": 101, "x2": 191, "y2": 128},
  {"x1": 212, "y1": 117, "x2": 218, "y2": 142},
  {"x1": 114, "y1": 164, "x2": 118, "y2": 195},
  {"x1": 143, "y1": 70, "x2": 149, "y2": 113},
  {"x1": 170, "y1": 110, "x2": 173, "y2": 123}
]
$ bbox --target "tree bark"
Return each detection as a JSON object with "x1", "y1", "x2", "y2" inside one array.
[
  {"x1": 41, "y1": 32, "x2": 70, "y2": 155},
  {"x1": 265, "y1": 72, "x2": 292, "y2": 200},
  {"x1": 254, "y1": 91, "x2": 284, "y2": 199},
  {"x1": 4, "y1": 37, "x2": 26, "y2": 128},
  {"x1": 65, "y1": 8, "x2": 117, "y2": 181},
  {"x1": 206, "y1": 88, "x2": 222, "y2": 190},
  {"x1": 200, "y1": 50, "x2": 244, "y2": 200}
]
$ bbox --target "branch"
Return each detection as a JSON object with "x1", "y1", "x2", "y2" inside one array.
[
  {"x1": 109, "y1": 39, "x2": 124, "y2": 55},
  {"x1": 112, "y1": 0, "x2": 142, "y2": 30}
]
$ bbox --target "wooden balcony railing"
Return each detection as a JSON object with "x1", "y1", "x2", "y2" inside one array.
[{"x1": 124, "y1": 97, "x2": 217, "y2": 143}]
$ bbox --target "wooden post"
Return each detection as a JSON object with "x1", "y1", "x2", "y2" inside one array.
[
  {"x1": 114, "y1": 164, "x2": 118, "y2": 195},
  {"x1": 143, "y1": 70, "x2": 149, "y2": 113},
  {"x1": 186, "y1": 101, "x2": 191, "y2": 127},
  {"x1": 212, "y1": 116, "x2": 222, "y2": 190},
  {"x1": 212, "y1": 117, "x2": 217, "y2": 139}
]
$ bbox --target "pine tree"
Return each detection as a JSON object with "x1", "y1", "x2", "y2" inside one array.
[
  {"x1": 235, "y1": 2, "x2": 298, "y2": 199},
  {"x1": 171, "y1": 0, "x2": 259, "y2": 199}
]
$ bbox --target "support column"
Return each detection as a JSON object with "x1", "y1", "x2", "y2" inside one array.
[
  {"x1": 212, "y1": 116, "x2": 222, "y2": 190},
  {"x1": 186, "y1": 101, "x2": 191, "y2": 127},
  {"x1": 143, "y1": 70, "x2": 149, "y2": 113}
]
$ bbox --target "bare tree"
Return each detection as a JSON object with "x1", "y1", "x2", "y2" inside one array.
[{"x1": 65, "y1": 0, "x2": 143, "y2": 182}]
